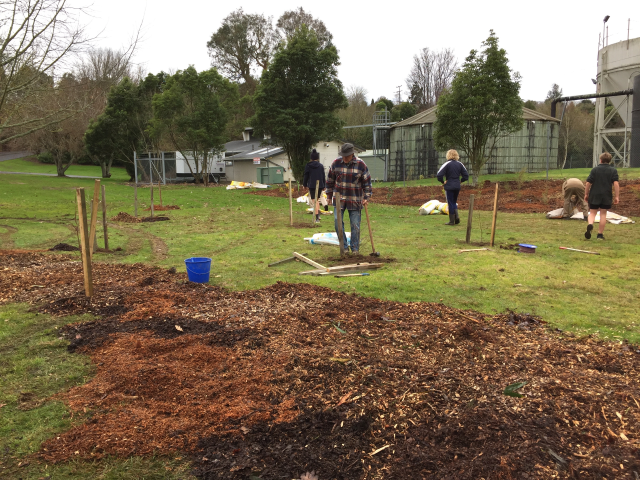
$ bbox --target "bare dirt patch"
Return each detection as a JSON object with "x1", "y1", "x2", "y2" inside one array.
[
  {"x1": 1, "y1": 251, "x2": 639, "y2": 479},
  {"x1": 250, "y1": 179, "x2": 640, "y2": 217},
  {"x1": 143, "y1": 205, "x2": 180, "y2": 211}
]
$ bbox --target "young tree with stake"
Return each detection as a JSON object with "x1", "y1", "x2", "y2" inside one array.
[
  {"x1": 253, "y1": 25, "x2": 347, "y2": 183},
  {"x1": 434, "y1": 31, "x2": 523, "y2": 186}
]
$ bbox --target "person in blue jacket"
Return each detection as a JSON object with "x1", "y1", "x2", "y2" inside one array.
[{"x1": 437, "y1": 149, "x2": 469, "y2": 225}]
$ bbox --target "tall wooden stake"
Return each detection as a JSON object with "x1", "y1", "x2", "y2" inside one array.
[
  {"x1": 466, "y1": 194, "x2": 475, "y2": 244},
  {"x1": 313, "y1": 180, "x2": 320, "y2": 223},
  {"x1": 134, "y1": 182, "x2": 138, "y2": 217},
  {"x1": 150, "y1": 181, "x2": 154, "y2": 218},
  {"x1": 101, "y1": 184, "x2": 109, "y2": 251},
  {"x1": 335, "y1": 191, "x2": 345, "y2": 257},
  {"x1": 288, "y1": 179, "x2": 293, "y2": 226},
  {"x1": 75, "y1": 188, "x2": 93, "y2": 297},
  {"x1": 158, "y1": 180, "x2": 163, "y2": 207},
  {"x1": 490, "y1": 183, "x2": 499, "y2": 247},
  {"x1": 89, "y1": 180, "x2": 100, "y2": 257}
]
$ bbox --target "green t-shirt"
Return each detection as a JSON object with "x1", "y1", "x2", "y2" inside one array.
[{"x1": 586, "y1": 164, "x2": 618, "y2": 206}]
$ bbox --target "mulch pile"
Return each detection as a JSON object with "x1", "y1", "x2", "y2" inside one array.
[
  {"x1": 111, "y1": 212, "x2": 170, "y2": 223},
  {"x1": 250, "y1": 179, "x2": 640, "y2": 217},
  {"x1": 49, "y1": 243, "x2": 80, "y2": 252},
  {"x1": 1, "y1": 250, "x2": 639, "y2": 479}
]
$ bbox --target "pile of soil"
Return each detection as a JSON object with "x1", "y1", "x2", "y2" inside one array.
[
  {"x1": 49, "y1": 243, "x2": 79, "y2": 252},
  {"x1": 110, "y1": 212, "x2": 170, "y2": 223},
  {"x1": 111, "y1": 212, "x2": 140, "y2": 223},
  {"x1": 250, "y1": 179, "x2": 640, "y2": 217},
  {"x1": 0, "y1": 250, "x2": 639, "y2": 479},
  {"x1": 143, "y1": 205, "x2": 180, "y2": 211}
]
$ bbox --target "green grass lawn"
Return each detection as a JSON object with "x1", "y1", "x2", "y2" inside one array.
[
  {"x1": 1, "y1": 157, "x2": 638, "y2": 342},
  {"x1": 0, "y1": 156, "x2": 130, "y2": 181}
]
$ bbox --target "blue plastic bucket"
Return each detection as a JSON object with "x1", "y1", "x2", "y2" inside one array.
[{"x1": 184, "y1": 257, "x2": 212, "y2": 283}]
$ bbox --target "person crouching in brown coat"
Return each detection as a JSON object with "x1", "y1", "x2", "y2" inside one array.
[{"x1": 562, "y1": 178, "x2": 588, "y2": 220}]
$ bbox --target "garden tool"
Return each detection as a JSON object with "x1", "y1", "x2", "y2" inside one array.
[{"x1": 363, "y1": 203, "x2": 380, "y2": 257}]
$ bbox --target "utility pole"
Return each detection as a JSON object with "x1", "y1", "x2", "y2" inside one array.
[{"x1": 396, "y1": 85, "x2": 402, "y2": 104}]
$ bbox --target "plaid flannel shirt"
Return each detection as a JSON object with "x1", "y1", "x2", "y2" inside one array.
[{"x1": 325, "y1": 156, "x2": 372, "y2": 210}]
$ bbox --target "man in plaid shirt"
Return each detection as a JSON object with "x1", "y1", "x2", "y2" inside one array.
[{"x1": 325, "y1": 143, "x2": 372, "y2": 253}]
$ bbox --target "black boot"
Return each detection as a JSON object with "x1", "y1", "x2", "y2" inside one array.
[
  {"x1": 454, "y1": 211, "x2": 460, "y2": 224},
  {"x1": 445, "y1": 213, "x2": 455, "y2": 225}
]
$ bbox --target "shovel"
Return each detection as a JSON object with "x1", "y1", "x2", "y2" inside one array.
[{"x1": 363, "y1": 202, "x2": 380, "y2": 257}]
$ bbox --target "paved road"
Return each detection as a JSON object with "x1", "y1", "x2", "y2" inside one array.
[
  {"x1": 0, "y1": 171, "x2": 99, "y2": 179},
  {"x1": 0, "y1": 151, "x2": 31, "y2": 162}
]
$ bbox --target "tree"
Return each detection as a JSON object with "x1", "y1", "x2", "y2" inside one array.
[
  {"x1": 23, "y1": 73, "x2": 97, "y2": 176},
  {"x1": 391, "y1": 102, "x2": 417, "y2": 122},
  {"x1": 434, "y1": 31, "x2": 523, "y2": 185},
  {"x1": 253, "y1": 25, "x2": 347, "y2": 183},
  {"x1": 523, "y1": 99, "x2": 537, "y2": 110},
  {"x1": 376, "y1": 97, "x2": 394, "y2": 112},
  {"x1": 406, "y1": 47, "x2": 457, "y2": 110},
  {"x1": 0, "y1": 0, "x2": 90, "y2": 145},
  {"x1": 337, "y1": 86, "x2": 376, "y2": 149},
  {"x1": 84, "y1": 73, "x2": 164, "y2": 179},
  {"x1": 206, "y1": 9, "x2": 278, "y2": 87},
  {"x1": 546, "y1": 83, "x2": 563, "y2": 102},
  {"x1": 276, "y1": 7, "x2": 333, "y2": 47},
  {"x1": 150, "y1": 66, "x2": 238, "y2": 186}
]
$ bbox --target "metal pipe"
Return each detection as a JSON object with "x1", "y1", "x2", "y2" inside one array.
[{"x1": 550, "y1": 89, "x2": 634, "y2": 118}]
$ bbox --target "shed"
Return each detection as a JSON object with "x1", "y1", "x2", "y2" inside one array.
[{"x1": 388, "y1": 106, "x2": 560, "y2": 181}]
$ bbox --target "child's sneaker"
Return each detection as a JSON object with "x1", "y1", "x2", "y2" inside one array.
[
  {"x1": 597, "y1": 234, "x2": 605, "y2": 240},
  {"x1": 585, "y1": 224, "x2": 593, "y2": 239}
]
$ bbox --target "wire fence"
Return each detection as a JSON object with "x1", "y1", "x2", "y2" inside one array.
[{"x1": 134, "y1": 152, "x2": 178, "y2": 184}]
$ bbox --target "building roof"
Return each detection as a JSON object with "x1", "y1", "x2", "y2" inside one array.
[
  {"x1": 225, "y1": 145, "x2": 285, "y2": 161},
  {"x1": 391, "y1": 105, "x2": 560, "y2": 128},
  {"x1": 224, "y1": 139, "x2": 278, "y2": 156}
]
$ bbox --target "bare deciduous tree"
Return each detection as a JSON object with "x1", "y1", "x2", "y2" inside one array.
[
  {"x1": 0, "y1": 0, "x2": 90, "y2": 144},
  {"x1": 406, "y1": 47, "x2": 457, "y2": 110}
]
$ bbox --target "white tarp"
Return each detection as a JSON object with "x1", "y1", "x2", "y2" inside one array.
[
  {"x1": 303, "y1": 232, "x2": 351, "y2": 246},
  {"x1": 546, "y1": 208, "x2": 634, "y2": 224},
  {"x1": 226, "y1": 181, "x2": 269, "y2": 190}
]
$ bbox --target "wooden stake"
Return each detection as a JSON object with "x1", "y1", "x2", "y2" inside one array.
[
  {"x1": 559, "y1": 247, "x2": 601, "y2": 255},
  {"x1": 288, "y1": 179, "x2": 293, "y2": 226},
  {"x1": 335, "y1": 273, "x2": 370, "y2": 278},
  {"x1": 150, "y1": 181, "x2": 154, "y2": 218},
  {"x1": 313, "y1": 180, "x2": 320, "y2": 223},
  {"x1": 335, "y1": 191, "x2": 345, "y2": 257},
  {"x1": 267, "y1": 253, "x2": 309, "y2": 267},
  {"x1": 75, "y1": 188, "x2": 93, "y2": 297},
  {"x1": 158, "y1": 180, "x2": 163, "y2": 207},
  {"x1": 134, "y1": 182, "x2": 138, "y2": 217},
  {"x1": 293, "y1": 252, "x2": 328, "y2": 271},
  {"x1": 466, "y1": 194, "x2": 475, "y2": 244},
  {"x1": 490, "y1": 183, "x2": 499, "y2": 247},
  {"x1": 101, "y1": 184, "x2": 109, "y2": 251},
  {"x1": 89, "y1": 180, "x2": 100, "y2": 257}
]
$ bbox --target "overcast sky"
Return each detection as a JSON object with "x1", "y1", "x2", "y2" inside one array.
[{"x1": 84, "y1": 0, "x2": 637, "y2": 103}]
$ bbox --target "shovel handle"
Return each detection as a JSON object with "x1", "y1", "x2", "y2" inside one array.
[{"x1": 364, "y1": 203, "x2": 375, "y2": 253}]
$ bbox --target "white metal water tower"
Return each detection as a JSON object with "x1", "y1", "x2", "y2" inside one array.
[{"x1": 594, "y1": 25, "x2": 640, "y2": 167}]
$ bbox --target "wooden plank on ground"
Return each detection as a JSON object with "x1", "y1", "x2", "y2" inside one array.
[
  {"x1": 299, "y1": 263, "x2": 384, "y2": 276},
  {"x1": 458, "y1": 248, "x2": 489, "y2": 253},
  {"x1": 293, "y1": 252, "x2": 327, "y2": 271},
  {"x1": 268, "y1": 253, "x2": 308, "y2": 267}
]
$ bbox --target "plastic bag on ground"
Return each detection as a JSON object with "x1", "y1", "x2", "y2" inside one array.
[{"x1": 303, "y1": 232, "x2": 351, "y2": 246}]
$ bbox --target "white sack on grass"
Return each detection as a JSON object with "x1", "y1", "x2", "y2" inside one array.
[
  {"x1": 303, "y1": 232, "x2": 351, "y2": 246},
  {"x1": 226, "y1": 181, "x2": 270, "y2": 190},
  {"x1": 546, "y1": 207, "x2": 634, "y2": 224},
  {"x1": 419, "y1": 200, "x2": 456, "y2": 215}
]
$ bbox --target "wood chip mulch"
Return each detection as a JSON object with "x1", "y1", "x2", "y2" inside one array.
[{"x1": 0, "y1": 250, "x2": 639, "y2": 479}]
